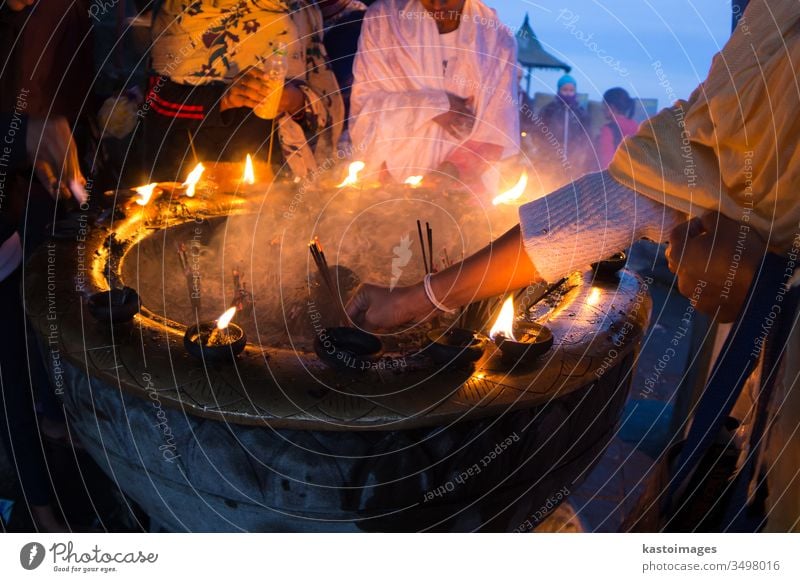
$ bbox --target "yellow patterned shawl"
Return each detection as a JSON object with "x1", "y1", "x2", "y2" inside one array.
[{"x1": 151, "y1": 0, "x2": 343, "y2": 176}]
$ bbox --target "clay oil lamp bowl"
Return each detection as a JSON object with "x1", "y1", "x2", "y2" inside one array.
[
  {"x1": 313, "y1": 326, "x2": 383, "y2": 371},
  {"x1": 591, "y1": 251, "x2": 627, "y2": 278},
  {"x1": 87, "y1": 286, "x2": 141, "y2": 324},
  {"x1": 184, "y1": 307, "x2": 247, "y2": 362},
  {"x1": 426, "y1": 326, "x2": 487, "y2": 367},
  {"x1": 489, "y1": 296, "x2": 554, "y2": 366},
  {"x1": 46, "y1": 211, "x2": 94, "y2": 241}
]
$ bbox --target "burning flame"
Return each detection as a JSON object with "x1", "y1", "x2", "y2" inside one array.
[
  {"x1": 243, "y1": 154, "x2": 255, "y2": 185},
  {"x1": 216, "y1": 307, "x2": 237, "y2": 331},
  {"x1": 182, "y1": 162, "x2": 205, "y2": 197},
  {"x1": 491, "y1": 171, "x2": 528, "y2": 206},
  {"x1": 337, "y1": 161, "x2": 365, "y2": 187},
  {"x1": 133, "y1": 183, "x2": 158, "y2": 206},
  {"x1": 404, "y1": 175, "x2": 423, "y2": 188},
  {"x1": 489, "y1": 295, "x2": 517, "y2": 341},
  {"x1": 587, "y1": 287, "x2": 602, "y2": 306}
]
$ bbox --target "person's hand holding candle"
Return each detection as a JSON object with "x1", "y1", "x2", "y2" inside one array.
[
  {"x1": 220, "y1": 68, "x2": 305, "y2": 116},
  {"x1": 25, "y1": 115, "x2": 87, "y2": 203}
]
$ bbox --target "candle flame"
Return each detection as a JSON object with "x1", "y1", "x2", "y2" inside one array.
[
  {"x1": 182, "y1": 162, "x2": 205, "y2": 197},
  {"x1": 133, "y1": 183, "x2": 158, "y2": 206},
  {"x1": 404, "y1": 175, "x2": 423, "y2": 187},
  {"x1": 243, "y1": 154, "x2": 255, "y2": 185},
  {"x1": 337, "y1": 161, "x2": 365, "y2": 187},
  {"x1": 489, "y1": 295, "x2": 517, "y2": 341},
  {"x1": 492, "y1": 171, "x2": 528, "y2": 206},
  {"x1": 216, "y1": 307, "x2": 237, "y2": 330},
  {"x1": 586, "y1": 287, "x2": 602, "y2": 306}
]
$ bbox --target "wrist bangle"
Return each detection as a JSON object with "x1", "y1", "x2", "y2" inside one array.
[{"x1": 423, "y1": 273, "x2": 456, "y2": 314}]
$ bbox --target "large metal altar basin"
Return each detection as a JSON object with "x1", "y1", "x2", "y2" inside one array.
[{"x1": 24, "y1": 184, "x2": 651, "y2": 531}]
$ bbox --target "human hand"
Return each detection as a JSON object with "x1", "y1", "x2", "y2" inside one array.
[
  {"x1": 345, "y1": 282, "x2": 435, "y2": 332},
  {"x1": 433, "y1": 93, "x2": 475, "y2": 139},
  {"x1": 666, "y1": 212, "x2": 767, "y2": 323},
  {"x1": 278, "y1": 82, "x2": 305, "y2": 116},
  {"x1": 221, "y1": 68, "x2": 274, "y2": 111},
  {"x1": 221, "y1": 69, "x2": 303, "y2": 116},
  {"x1": 26, "y1": 116, "x2": 87, "y2": 202}
]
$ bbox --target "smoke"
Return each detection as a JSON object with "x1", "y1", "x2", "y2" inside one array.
[
  {"x1": 121, "y1": 183, "x2": 521, "y2": 349},
  {"x1": 390, "y1": 234, "x2": 413, "y2": 291}
]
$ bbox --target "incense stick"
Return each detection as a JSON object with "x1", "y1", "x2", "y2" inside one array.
[
  {"x1": 416, "y1": 220, "x2": 429, "y2": 275},
  {"x1": 426, "y1": 222, "x2": 434, "y2": 273},
  {"x1": 309, "y1": 238, "x2": 348, "y2": 325},
  {"x1": 187, "y1": 129, "x2": 198, "y2": 163},
  {"x1": 442, "y1": 247, "x2": 451, "y2": 269}
]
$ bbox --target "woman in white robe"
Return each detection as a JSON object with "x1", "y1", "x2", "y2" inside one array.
[{"x1": 349, "y1": 0, "x2": 520, "y2": 189}]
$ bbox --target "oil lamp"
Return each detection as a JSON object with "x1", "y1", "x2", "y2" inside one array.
[
  {"x1": 182, "y1": 162, "x2": 205, "y2": 197},
  {"x1": 184, "y1": 307, "x2": 247, "y2": 362},
  {"x1": 313, "y1": 326, "x2": 382, "y2": 371},
  {"x1": 87, "y1": 286, "x2": 141, "y2": 324},
  {"x1": 133, "y1": 183, "x2": 159, "y2": 206},
  {"x1": 404, "y1": 175, "x2": 423, "y2": 188},
  {"x1": 242, "y1": 154, "x2": 256, "y2": 185},
  {"x1": 491, "y1": 171, "x2": 528, "y2": 206},
  {"x1": 591, "y1": 251, "x2": 627, "y2": 278},
  {"x1": 489, "y1": 295, "x2": 553, "y2": 364},
  {"x1": 426, "y1": 326, "x2": 487, "y2": 367},
  {"x1": 336, "y1": 161, "x2": 365, "y2": 188}
]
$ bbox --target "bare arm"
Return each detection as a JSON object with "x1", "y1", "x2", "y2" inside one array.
[
  {"x1": 346, "y1": 225, "x2": 541, "y2": 331},
  {"x1": 346, "y1": 171, "x2": 686, "y2": 331}
]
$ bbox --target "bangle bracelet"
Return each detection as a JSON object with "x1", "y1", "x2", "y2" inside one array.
[{"x1": 423, "y1": 273, "x2": 456, "y2": 314}]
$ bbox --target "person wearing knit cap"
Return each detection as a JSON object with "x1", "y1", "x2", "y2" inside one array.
[
  {"x1": 557, "y1": 74, "x2": 576, "y2": 92},
  {"x1": 533, "y1": 73, "x2": 592, "y2": 183}
]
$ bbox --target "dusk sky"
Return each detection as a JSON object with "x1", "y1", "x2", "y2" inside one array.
[{"x1": 489, "y1": 0, "x2": 733, "y2": 107}]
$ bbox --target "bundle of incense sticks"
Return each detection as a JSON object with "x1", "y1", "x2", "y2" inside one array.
[
  {"x1": 308, "y1": 237, "x2": 348, "y2": 324},
  {"x1": 416, "y1": 220, "x2": 435, "y2": 274},
  {"x1": 230, "y1": 267, "x2": 252, "y2": 312},
  {"x1": 177, "y1": 242, "x2": 201, "y2": 310}
]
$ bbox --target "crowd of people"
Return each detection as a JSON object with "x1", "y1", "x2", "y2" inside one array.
[{"x1": 1, "y1": 0, "x2": 797, "y2": 533}]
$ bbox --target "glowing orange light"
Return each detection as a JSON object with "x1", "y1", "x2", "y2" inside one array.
[
  {"x1": 404, "y1": 175, "x2": 423, "y2": 188},
  {"x1": 491, "y1": 171, "x2": 528, "y2": 206},
  {"x1": 243, "y1": 154, "x2": 255, "y2": 185},
  {"x1": 489, "y1": 296, "x2": 517, "y2": 341},
  {"x1": 182, "y1": 162, "x2": 205, "y2": 197},
  {"x1": 133, "y1": 183, "x2": 158, "y2": 206},
  {"x1": 337, "y1": 161, "x2": 365, "y2": 187},
  {"x1": 216, "y1": 307, "x2": 237, "y2": 331},
  {"x1": 587, "y1": 287, "x2": 602, "y2": 306}
]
